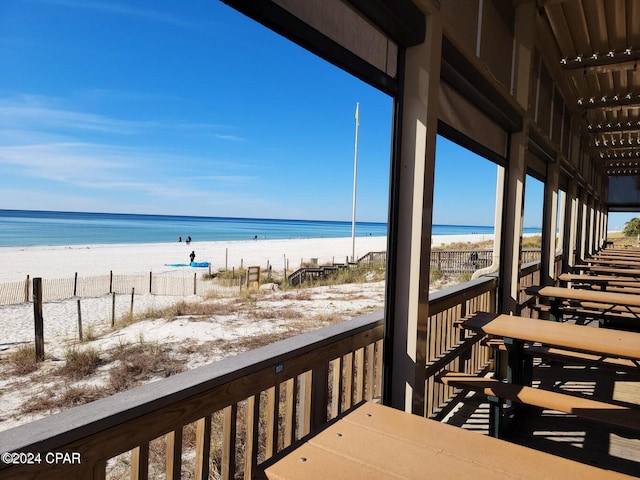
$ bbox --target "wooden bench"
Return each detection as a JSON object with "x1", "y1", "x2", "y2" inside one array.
[
  {"x1": 437, "y1": 370, "x2": 640, "y2": 437},
  {"x1": 482, "y1": 338, "x2": 640, "y2": 374}
]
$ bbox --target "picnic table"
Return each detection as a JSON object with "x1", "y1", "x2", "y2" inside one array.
[
  {"x1": 558, "y1": 273, "x2": 640, "y2": 291},
  {"x1": 528, "y1": 285, "x2": 640, "y2": 324},
  {"x1": 583, "y1": 257, "x2": 640, "y2": 268},
  {"x1": 578, "y1": 265, "x2": 640, "y2": 279},
  {"x1": 258, "y1": 401, "x2": 635, "y2": 480},
  {"x1": 456, "y1": 312, "x2": 640, "y2": 437}
]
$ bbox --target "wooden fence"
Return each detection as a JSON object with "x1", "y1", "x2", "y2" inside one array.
[{"x1": 0, "y1": 272, "x2": 245, "y2": 306}]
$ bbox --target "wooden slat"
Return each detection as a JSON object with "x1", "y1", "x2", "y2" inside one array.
[
  {"x1": 342, "y1": 353, "x2": 353, "y2": 411},
  {"x1": 131, "y1": 442, "x2": 149, "y2": 480},
  {"x1": 265, "y1": 386, "x2": 279, "y2": 459},
  {"x1": 354, "y1": 348, "x2": 365, "y2": 403},
  {"x1": 283, "y1": 377, "x2": 297, "y2": 448},
  {"x1": 330, "y1": 357, "x2": 343, "y2": 417},
  {"x1": 310, "y1": 363, "x2": 328, "y2": 432},
  {"x1": 221, "y1": 404, "x2": 237, "y2": 480},
  {"x1": 165, "y1": 428, "x2": 182, "y2": 480},
  {"x1": 194, "y1": 416, "x2": 211, "y2": 480},
  {"x1": 244, "y1": 395, "x2": 260, "y2": 480},
  {"x1": 299, "y1": 371, "x2": 312, "y2": 439},
  {"x1": 365, "y1": 343, "x2": 375, "y2": 401}
]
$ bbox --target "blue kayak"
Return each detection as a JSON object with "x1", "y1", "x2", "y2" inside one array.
[
  {"x1": 164, "y1": 262, "x2": 210, "y2": 268},
  {"x1": 190, "y1": 261, "x2": 210, "y2": 268}
]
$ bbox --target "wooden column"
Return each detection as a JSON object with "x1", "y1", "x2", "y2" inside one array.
[
  {"x1": 541, "y1": 162, "x2": 559, "y2": 285},
  {"x1": 499, "y1": 0, "x2": 536, "y2": 314},
  {"x1": 383, "y1": 13, "x2": 439, "y2": 415},
  {"x1": 578, "y1": 189, "x2": 588, "y2": 262},
  {"x1": 564, "y1": 180, "x2": 579, "y2": 269}
]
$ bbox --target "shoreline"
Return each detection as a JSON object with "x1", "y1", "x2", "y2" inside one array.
[{"x1": 0, "y1": 233, "x2": 536, "y2": 284}]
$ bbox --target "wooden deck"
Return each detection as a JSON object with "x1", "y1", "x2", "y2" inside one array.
[{"x1": 441, "y1": 341, "x2": 640, "y2": 477}]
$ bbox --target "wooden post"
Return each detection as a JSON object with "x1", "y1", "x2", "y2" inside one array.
[
  {"x1": 33, "y1": 277, "x2": 44, "y2": 362},
  {"x1": 149, "y1": 271, "x2": 152, "y2": 293},
  {"x1": 73, "y1": 272, "x2": 78, "y2": 296},
  {"x1": 109, "y1": 270, "x2": 113, "y2": 293},
  {"x1": 225, "y1": 248, "x2": 228, "y2": 270},
  {"x1": 24, "y1": 275, "x2": 30, "y2": 302},
  {"x1": 241, "y1": 258, "x2": 244, "y2": 269},
  {"x1": 193, "y1": 273, "x2": 197, "y2": 295},
  {"x1": 130, "y1": 288, "x2": 135, "y2": 319},
  {"x1": 111, "y1": 292, "x2": 116, "y2": 327},
  {"x1": 77, "y1": 299, "x2": 83, "y2": 341}
]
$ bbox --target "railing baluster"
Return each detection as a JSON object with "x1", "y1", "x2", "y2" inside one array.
[
  {"x1": 331, "y1": 357, "x2": 343, "y2": 417},
  {"x1": 165, "y1": 427, "x2": 183, "y2": 480},
  {"x1": 283, "y1": 376, "x2": 297, "y2": 448},
  {"x1": 355, "y1": 348, "x2": 365, "y2": 403},
  {"x1": 244, "y1": 395, "x2": 260, "y2": 479},
  {"x1": 311, "y1": 362, "x2": 329, "y2": 431},
  {"x1": 265, "y1": 385, "x2": 280, "y2": 458},
  {"x1": 343, "y1": 352, "x2": 353, "y2": 410},
  {"x1": 365, "y1": 343, "x2": 375, "y2": 401},
  {"x1": 299, "y1": 370, "x2": 313, "y2": 439},
  {"x1": 194, "y1": 416, "x2": 211, "y2": 480},
  {"x1": 131, "y1": 442, "x2": 149, "y2": 480},
  {"x1": 93, "y1": 459, "x2": 107, "y2": 480},
  {"x1": 221, "y1": 404, "x2": 237, "y2": 480}
]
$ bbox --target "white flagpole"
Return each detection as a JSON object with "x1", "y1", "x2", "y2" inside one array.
[{"x1": 351, "y1": 102, "x2": 360, "y2": 262}]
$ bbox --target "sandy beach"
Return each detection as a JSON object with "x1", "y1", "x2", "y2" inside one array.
[
  {"x1": 0, "y1": 233, "x2": 495, "y2": 283},
  {"x1": 0, "y1": 233, "x2": 497, "y2": 431}
]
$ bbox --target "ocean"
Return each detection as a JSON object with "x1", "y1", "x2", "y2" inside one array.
[{"x1": 0, "y1": 210, "x2": 541, "y2": 247}]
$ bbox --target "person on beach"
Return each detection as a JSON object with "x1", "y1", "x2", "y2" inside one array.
[
  {"x1": 186, "y1": 236, "x2": 192, "y2": 245},
  {"x1": 189, "y1": 251, "x2": 196, "y2": 263},
  {"x1": 178, "y1": 236, "x2": 182, "y2": 243}
]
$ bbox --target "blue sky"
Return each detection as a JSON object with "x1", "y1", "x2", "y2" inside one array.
[{"x1": 2, "y1": 0, "x2": 629, "y2": 229}]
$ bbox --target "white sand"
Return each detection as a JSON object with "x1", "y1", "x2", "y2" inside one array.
[{"x1": 0, "y1": 234, "x2": 504, "y2": 283}]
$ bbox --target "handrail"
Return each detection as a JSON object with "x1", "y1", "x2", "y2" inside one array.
[{"x1": 0, "y1": 311, "x2": 384, "y2": 479}]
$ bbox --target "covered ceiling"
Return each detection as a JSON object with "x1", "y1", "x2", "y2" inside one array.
[{"x1": 541, "y1": 0, "x2": 640, "y2": 176}]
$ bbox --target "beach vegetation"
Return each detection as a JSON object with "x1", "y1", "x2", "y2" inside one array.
[
  {"x1": 109, "y1": 343, "x2": 183, "y2": 392},
  {"x1": 430, "y1": 266, "x2": 443, "y2": 283},
  {"x1": 456, "y1": 271, "x2": 473, "y2": 283},
  {"x1": 21, "y1": 385, "x2": 105, "y2": 415},
  {"x1": 623, "y1": 217, "x2": 640, "y2": 237},
  {"x1": 59, "y1": 347, "x2": 102, "y2": 380},
  {"x1": 605, "y1": 230, "x2": 640, "y2": 247},
  {"x1": 83, "y1": 324, "x2": 98, "y2": 342},
  {"x1": 8, "y1": 345, "x2": 40, "y2": 375}
]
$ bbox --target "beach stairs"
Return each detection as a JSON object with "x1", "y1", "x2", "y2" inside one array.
[{"x1": 287, "y1": 251, "x2": 385, "y2": 287}]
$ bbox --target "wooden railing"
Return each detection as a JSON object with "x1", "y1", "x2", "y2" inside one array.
[
  {"x1": 423, "y1": 275, "x2": 498, "y2": 419},
  {"x1": 0, "y1": 312, "x2": 384, "y2": 480}
]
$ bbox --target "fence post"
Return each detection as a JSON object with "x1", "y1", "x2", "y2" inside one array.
[
  {"x1": 149, "y1": 272, "x2": 152, "y2": 294},
  {"x1": 24, "y1": 275, "x2": 30, "y2": 302},
  {"x1": 109, "y1": 270, "x2": 113, "y2": 293},
  {"x1": 73, "y1": 272, "x2": 78, "y2": 296},
  {"x1": 111, "y1": 292, "x2": 116, "y2": 327},
  {"x1": 225, "y1": 248, "x2": 228, "y2": 271},
  {"x1": 77, "y1": 299, "x2": 83, "y2": 341},
  {"x1": 33, "y1": 277, "x2": 44, "y2": 362},
  {"x1": 130, "y1": 287, "x2": 135, "y2": 319},
  {"x1": 194, "y1": 273, "x2": 197, "y2": 295}
]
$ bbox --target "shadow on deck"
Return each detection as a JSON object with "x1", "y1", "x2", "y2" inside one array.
[{"x1": 442, "y1": 361, "x2": 640, "y2": 477}]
